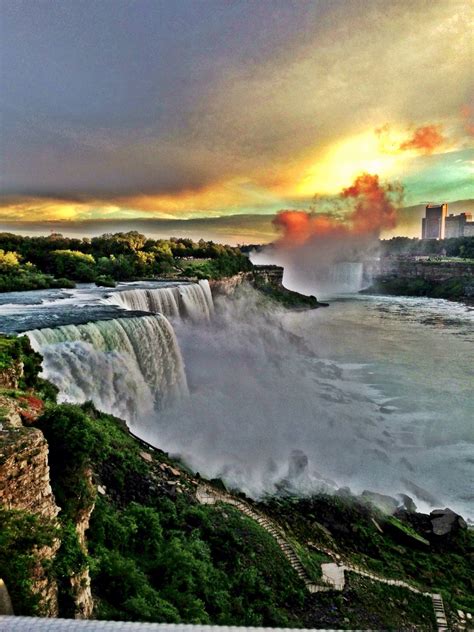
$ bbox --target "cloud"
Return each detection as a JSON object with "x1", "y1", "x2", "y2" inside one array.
[
  {"x1": 399, "y1": 125, "x2": 445, "y2": 154},
  {"x1": 1, "y1": 0, "x2": 471, "y2": 213},
  {"x1": 273, "y1": 173, "x2": 403, "y2": 246}
]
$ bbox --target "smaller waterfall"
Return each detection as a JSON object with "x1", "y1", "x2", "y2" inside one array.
[
  {"x1": 105, "y1": 280, "x2": 214, "y2": 321},
  {"x1": 26, "y1": 314, "x2": 188, "y2": 424},
  {"x1": 328, "y1": 262, "x2": 364, "y2": 294}
]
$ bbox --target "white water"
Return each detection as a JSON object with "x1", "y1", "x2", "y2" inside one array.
[
  {"x1": 137, "y1": 287, "x2": 474, "y2": 519},
  {"x1": 104, "y1": 280, "x2": 214, "y2": 321},
  {"x1": 2, "y1": 279, "x2": 472, "y2": 518},
  {"x1": 26, "y1": 315, "x2": 188, "y2": 425}
]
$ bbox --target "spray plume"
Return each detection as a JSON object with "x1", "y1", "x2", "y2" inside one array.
[
  {"x1": 253, "y1": 173, "x2": 403, "y2": 298},
  {"x1": 273, "y1": 173, "x2": 402, "y2": 247}
]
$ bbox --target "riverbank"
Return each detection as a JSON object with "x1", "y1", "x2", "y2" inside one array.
[{"x1": 362, "y1": 258, "x2": 474, "y2": 302}]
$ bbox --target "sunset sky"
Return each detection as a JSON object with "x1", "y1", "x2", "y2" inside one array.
[{"x1": 1, "y1": 0, "x2": 473, "y2": 242}]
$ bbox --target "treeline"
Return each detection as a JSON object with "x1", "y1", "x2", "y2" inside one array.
[
  {"x1": 0, "y1": 231, "x2": 252, "y2": 292},
  {"x1": 380, "y1": 236, "x2": 474, "y2": 259}
]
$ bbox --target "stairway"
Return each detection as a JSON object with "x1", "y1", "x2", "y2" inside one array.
[
  {"x1": 196, "y1": 485, "x2": 449, "y2": 629},
  {"x1": 432, "y1": 594, "x2": 448, "y2": 631}
]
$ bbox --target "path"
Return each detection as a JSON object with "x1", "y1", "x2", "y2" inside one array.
[{"x1": 197, "y1": 485, "x2": 449, "y2": 631}]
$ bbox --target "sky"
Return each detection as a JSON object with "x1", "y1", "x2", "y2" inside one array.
[{"x1": 0, "y1": 0, "x2": 473, "y2": 242}]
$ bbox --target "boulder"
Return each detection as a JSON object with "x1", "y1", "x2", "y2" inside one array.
[
  {"x1": 398, "y1": 493, "x2": 417, "y2": 513},
  {"x1": 430, "y1": 508, "x2": 467, "y2": 537},
  {"x1": 361, "y1": 490, "x2": 399, "y2": 514}
]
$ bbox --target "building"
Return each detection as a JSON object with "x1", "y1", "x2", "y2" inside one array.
[
  {"x1": 445, "y1": 212, "x2": 473, "y2": 238},
  {"x1": 421, "y1": 203, "x2": 448, "y2": 239},
  {"x1": 421, "y1": 203, "x2": 474, "y2": 239}
]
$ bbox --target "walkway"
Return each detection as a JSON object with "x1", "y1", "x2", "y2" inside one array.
[{"x1": 196, "y1": 485, "x2": 448, "y2": 631}]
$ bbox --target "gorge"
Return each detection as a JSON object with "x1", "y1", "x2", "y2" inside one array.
[
  {"x1": 0, "y1": 274, "x2": 472, "y2": 519},
  {"x1": 0, "y1": 272, "x2": 473, "y2": 628}
]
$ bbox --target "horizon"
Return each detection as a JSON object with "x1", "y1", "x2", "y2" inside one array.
[{"x1": 1, "y1": 198, "x2": 473, "y2": 246}]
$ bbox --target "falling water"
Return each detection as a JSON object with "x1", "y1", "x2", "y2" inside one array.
[
  {"x1": 26, "y1": 314, "x2": 188, "y2": 424},
  {"x1": 327, "y1": 262, "x2": 365, "y2": 294},
  {"x1": 105, "y1": 280, "x2": 214, "y2": 320}
]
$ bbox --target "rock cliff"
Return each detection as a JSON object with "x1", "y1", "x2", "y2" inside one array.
[{"x1": 0, "y1": 398, "x2": 60, "y2": 616}]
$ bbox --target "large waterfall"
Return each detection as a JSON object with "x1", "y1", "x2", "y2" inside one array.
[
  {"x1": 105, "y1": 280, "x2": 214, "y2": 320},
  {"x1": 26, "y1": 314, "x2": 188, "y2": 425}
]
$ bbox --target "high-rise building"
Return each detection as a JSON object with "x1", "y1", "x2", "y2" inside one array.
[
  {"x1": 421, "y1": 204, "x2": 474, "y2": 239},
  {"x1": 421, "y1": 203, "x2": 448, "y2": 239}
]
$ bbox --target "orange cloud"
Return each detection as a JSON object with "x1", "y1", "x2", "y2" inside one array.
[
  {"x1": 376, "y1": 123, "x2": 446, "y2": 155},
  {"x1": 273, "y1": 173, "x2": 402, "y2": 246},
  {"x1": 398, "y1": 124, "x2": 445, "y2": 154}
]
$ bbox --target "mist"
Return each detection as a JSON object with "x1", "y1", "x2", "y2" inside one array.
[
  {"x1": 251, "y1": 173, "x2": 403, "y2": 298},
  {"x1": 135, "y1": 285, "x2": 473, "y2": 517}
]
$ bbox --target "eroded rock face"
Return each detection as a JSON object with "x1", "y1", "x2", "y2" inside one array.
[
  {"x1": 0, "y1": 423, "x2": 59, "y2": 520},
  {"x1": 0, "y1": 360, "x2": 23, "y2": 390},
  {"x1": 209, "y1": 273, "x2": 250, "y2": 295},
  {"x1": 430, "y1": 508, "x2": 467, "y2": 537},
  {"x1": 69, "y1": 469, "x2": 95, "y2": 619},
  {"x1": 0, "y1": 407, "x2": 61, "y2": 616}
]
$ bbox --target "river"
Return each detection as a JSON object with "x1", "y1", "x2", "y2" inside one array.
[{"x1": 0, "y1": 282, "x2": 472, "y2": 519}]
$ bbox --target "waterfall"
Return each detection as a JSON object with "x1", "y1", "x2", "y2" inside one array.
[
  {"x1": 323, "y1": 262, "x2": 364, "y2": 295},
  {"x1": 26, "y1": 314, "x2": 188, "y2": 425},
  {"x1": 105, "y1": 280, "x2": 214, "y2": 321}
]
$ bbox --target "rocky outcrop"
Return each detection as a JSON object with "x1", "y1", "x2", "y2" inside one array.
[
  {"x1": 430, "y1": 508, "x2": 467, "y2": 537},
  {"x1": 0, "y1": 400, "x2": 60, "y2": 616},
  {"x1": 208, "y1": 272, "x2": 250, "y2": 295},
  {"x1": 209, "y1": 265, "x2": 323, "y2": 309},
  {"x1": 0, "y1": 359, "x2": 23, "y2": 390},
  {"x1": 0, "y1": 415, "x2": 59, "y2": 520},
  {"x1": 69, "y1": 469, "x2": 95, "y2": 619},
  {"x1": 361, "y1": 490, "x2": 399, "y2": 514}
]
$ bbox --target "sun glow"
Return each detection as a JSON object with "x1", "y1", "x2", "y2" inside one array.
[{"x1": 295, "y1": 131, "x2": 402, "y2": 197}]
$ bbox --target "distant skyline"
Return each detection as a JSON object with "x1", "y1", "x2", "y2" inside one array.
[{"x1": 1, "y1": 0, "x2": 473, "y2": 241}]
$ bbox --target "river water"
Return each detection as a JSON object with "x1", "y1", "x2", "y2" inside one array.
[{"x1": 0, "y1": 283, "x2": 472, "y2": 519}]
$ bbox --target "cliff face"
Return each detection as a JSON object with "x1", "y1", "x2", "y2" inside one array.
[
  {"x1": 0, "y1": 359, "x2": 23, "y2": 390},
  {"x1": 210, "y1": 266, "x2": 323, "y2": 308},
  {"x1": 374, "y1": 258, "x2": 474, "y2": 282},
  {"x1": 68, "y1": 468, "x2": 95, "y2": 619},
  {"x1": 0, "y1": 399, "x2": 60, "y2": 616},
  {"x1": 208, "y1": 271, "x2": 251, "y2": 295},
  {"x1": 364, "y1": 258, "x2": 474, "y2": 300}
]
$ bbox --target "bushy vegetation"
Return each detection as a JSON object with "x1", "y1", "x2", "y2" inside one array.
[
  {"x1": 365, "y1": 276, "x2": 472, "y2": 300},
  {"x1": 0, "y1": 249, "x2": 75, "y2": 292},
  {"x1": 0, "y1": 509, "x2": 58, "y2": 615},
  {"x1": 381, "y1": 235, "x2": 474, "y2": 259},
  {"x1": 0, "y1": 232, "x2": 252, "y2": 291},
  {"x1": 38, "y1": 403, "x2": 305, "y2": 625}
]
